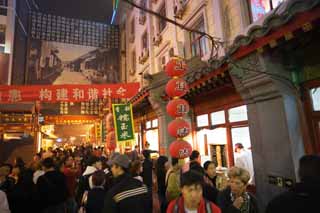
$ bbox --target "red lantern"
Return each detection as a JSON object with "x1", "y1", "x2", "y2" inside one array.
[
  {"x1": 169, "y1": 140, "x2": 192, "y2": 159},
  {"x1": 166, "y1": 98, "x2": 190, "y2": 118},
  {"x1": 165, "y1": 78, "x2": 189, "y2": 98},
  {"x1": 106, "y1": 131, "x2": 116, "y2": 150},
  {"x1": 165, "y1": 58, "x2": 187, "y2": 77},
  {"x1": 168, "y1": 119, "x2": 191, "y2": 138}
]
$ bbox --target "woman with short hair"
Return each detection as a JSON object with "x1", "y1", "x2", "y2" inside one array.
[{"x1": 217, "y1": 167, "x2": 259, "y2": 213}]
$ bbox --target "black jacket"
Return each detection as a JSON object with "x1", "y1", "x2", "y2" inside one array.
[
  {"x1": 36, "y1": 170, "x2": 68, "y2": 211},
  {"x1": 203, "y1": 183, "x2": 219, "y2": 204},
  {"x1": 142, "y1": 159, "x2": 153, "y2": 189},
  {"x1": 217, "y1": 187, "x2": 259, "y2": 213},
  {"x1": 85, "y1": 187, "x2": 106, "y2": 213},
  {"x1": 102, "y1": 173, "x2": 151, "y2": 213},
  {"x1": 266, "y1": 181, "x2": 320, "y2": 213}
]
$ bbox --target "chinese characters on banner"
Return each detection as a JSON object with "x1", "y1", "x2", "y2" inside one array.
[
  {"x1": 0, "y1": 83, "x2": 140, "y2": 103},
  {"x1": 112, "y1": 104, "x2": 135, "y2": 142}
]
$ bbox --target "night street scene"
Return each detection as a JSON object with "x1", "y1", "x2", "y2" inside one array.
[{"x1": 0, "y1": 0, "x2": 319, "y2": 213}]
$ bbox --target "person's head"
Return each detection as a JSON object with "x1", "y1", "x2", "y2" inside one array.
[
  {"x1": 92, "y1": 170, "x2": 106, "y2": 187},
  {"x1": 298, "y1": 155, "x2": 320, "y2": 183},
  {"x1": 228, "y1": 167, "x2": 250, "y2": 196},
  {"x1": 0, "y1": 164, "x2": 12, "y2": 177},
  {"x1": 130, "y1": 160, "x2": 142, "y2": 176},
  {"x1": 157, "y1": 156, "x2": 169, "y2": 172},
  {"x1": 110, "y1": 154, "x2": 130, "y2": 178},
  {"x1": 64, "y1": 156, "x2": 74, "y2": 168},
  {"x1": 0, "y1": 166, "x2": 7, "y2": 182},
  {"x1": 142, "y1": 150, "x2": 151, "y2": 160},
  {"x1": 172, "y1": 158, "x2": 179, "y2": 169},
  {"x1": 42, "y1": 157, "x2": 55, "y2": 172},
  {"x1": 33, "y1": 154, "x2": 41, "y2": 162},
  {"x1": 145, "y1": 142, "x2": 150, "y2": 149},
  {"x1": 14, "y1": 157, "x2": 25, "y2": 168},
  {"x1": 87, "y1": 156, "x2": 102, "y2": 170},
  {"x1": 234, "y1": 143, "x2": 244, "y2": 153},
  {"x1": 180, "y1": 171, "x2": 204, "y2": 209},
  {"x1": 134, "y1": 145, "x2": 139, "y2": 151},
  {"x1": 203, "y1": 161, "x2": 216, "y2": 178},
  {"x1": 190, "y1": 150, "x2": 200, "y2": 162}
]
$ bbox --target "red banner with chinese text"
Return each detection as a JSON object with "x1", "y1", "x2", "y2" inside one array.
[{"x1": 0, "y1": 83, "x2": 139, "y2": 103}]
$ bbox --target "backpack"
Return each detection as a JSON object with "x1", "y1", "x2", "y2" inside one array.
[{"x1": 173, "y1": 197, "x2": 213, "y2": 213}]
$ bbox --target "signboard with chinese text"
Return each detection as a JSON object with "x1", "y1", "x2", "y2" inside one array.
[
  {"x1": 112, "y1": 104, "x2": 135, "y2": 142},
  {"x1": 0, "y1": 83, "x2": 139, "y2": 103}
]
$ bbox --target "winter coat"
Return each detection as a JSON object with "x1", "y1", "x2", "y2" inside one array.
[
  {"x1": 166, "y1": 196, "x2": 221, "y2": 213},
  {"x1": 75, "y1": 166, "x2": 97, "y2": 204},
  {"x1": 166, "y1": 168, "x2": 181, "y2": 202},
  {"x1": 36, "y1": 170, "x2": 68, "y2": 212},
  {"x1": 217, "y1": 187, "x2": 259, "y2": 213},
  {"x1": 85, "y1": 187, "x2": 106, "y2": 213},
  {"x1": 265, "y1": 181, "x2": 320, "y2": 213},
  {"x1": 102, "y1": 173, "x2": 151, "y2": 213}
]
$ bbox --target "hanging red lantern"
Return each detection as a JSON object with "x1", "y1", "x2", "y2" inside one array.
[
  {"x1": 169, "y1": 140, "x2": 192, "y2": 159},
  {"x1": 168, "y1": 119, "x2": 191, "y2": 138},
  {"x1": 166, "y1": 98, "x2": 190, "y2": 118},
  {"x1": 106, "y1": 131, "x2": 116, "y2": 150},
  {"x1": 165, "y1": 58, "x2": 187, "y2": 77},
  {"x1": 165, "y1": 78, "x2": 189, "y2": 98}
]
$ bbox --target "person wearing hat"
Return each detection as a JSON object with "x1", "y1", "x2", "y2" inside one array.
[{"x1": 102, "y1": 154, "x2": 151, "y2": 213}]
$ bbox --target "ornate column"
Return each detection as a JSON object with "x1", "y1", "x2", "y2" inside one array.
[{"x1": 230, "y1": 52, "x2": 308, "y2": 209}]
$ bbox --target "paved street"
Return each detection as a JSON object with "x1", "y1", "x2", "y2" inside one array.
[{"x1": 53, "y1": 70, "x2": 91, "y2": 85}]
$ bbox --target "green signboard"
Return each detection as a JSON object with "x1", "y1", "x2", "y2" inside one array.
[{"x1": 112, "y1": 104, "x2": 135, "y2": 142}]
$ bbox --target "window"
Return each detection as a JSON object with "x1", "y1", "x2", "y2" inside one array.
[
  {"x1": 229, "y1": 105, "x2": 248, "y2": 122},
  {"x1": 146, "y1": 121, "x2": 151, "y2": 129},
  {"x1": 0, "y1": 25, "x2": 5, "y2": 52},
  {"x1": 158, "y1": 4, "x2": 167, "y2": 33},
  {"x1": 190, "y1": 16, "x2": 208, "y2": 57},
  {"x1": 152, "y1": 119, "x2": 158, "y2": 128},
  {"x1": 131, "y1": 18, "x2": 135, "y2": 36},
  {"x1": 142, "y1": 32, "x2": 148, "y2": 49},
  {"x1": 249, "y1": 0, "x2": 285, "y2": 22},
  {"x1": 131, "y1": 50, "x2": 136, "y2": 73},
  {"x1": 310, "y1": 87, "x2": 320, "y2": 111},
  {"x1": 0, "y1": 0, "x2": 8, "y2": 16},
  {"x1": 211, "y1": 110, "x2": 226, "y2": 125},
  {"x1": 197, "y1": 114, "x2": 209, "y2": 127}
]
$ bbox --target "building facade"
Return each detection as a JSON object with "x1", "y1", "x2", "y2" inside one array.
[{"x1": 118, "y1": 0, "x2": 320, "y2": 210}]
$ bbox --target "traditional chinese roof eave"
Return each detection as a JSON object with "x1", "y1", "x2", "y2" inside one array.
[{"x1": 129, "y1": 87, "x2": 150, "y2": 106}]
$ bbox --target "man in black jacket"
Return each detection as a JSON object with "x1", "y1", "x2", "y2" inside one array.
[
  {"x1": 36, "y1": 157, "x2": 68, "y2": 212},
  {"x1": 266, "y1": 155, "x2": 320, "y2": 213},
  {"x1": 103, "y1": 154, "x2": 151, "y2": 213}
]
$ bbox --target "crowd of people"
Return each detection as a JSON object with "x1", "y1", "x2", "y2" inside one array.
[{"x1": 0, "y1": 144, "x2": 319, "y2": 213}]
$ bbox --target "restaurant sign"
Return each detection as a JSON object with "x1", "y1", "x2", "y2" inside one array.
[{"x1": 112, "y1": 104, "x2": 135, "y2": 142}]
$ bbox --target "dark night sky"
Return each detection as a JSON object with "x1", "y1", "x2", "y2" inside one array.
[{"x1": 34, "y1": 0, "x2": 114, "y2": 23}]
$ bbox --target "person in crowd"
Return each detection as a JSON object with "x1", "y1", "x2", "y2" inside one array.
[
  {"x1": 36, "y1": 157, "x2": 69, "y2": 212},
  {"x1": 102, "y1": 154, "x2": 151, "y2": 213},
  {"x1": 29, "y1": 153, "x2": 42, "y2": 171},
  {"x1": 130, "y1": 145, "x2": 140, "y2": 162},
  {"x1": 156, "y1": 156, "x2": 169, "y2": 213},
  {"x1": 84, "y1": 170, "x2": 107, "y2": 213},
  {"x1": 167, "y1": 170, "x2": 221, "y2": 213},
  {"x1": 203, "y1": 161, "x2": 219, "y2": 203},
  {"x1": 75, "y1": 155, "x2": 102, "y2": 205},
  {"x1": 0, "y1": 190, "x2": 10, "y2": 213},
  {"x1": 130, "y1": 160, "x2": 143, "y2": 182},
  {"x1": 182, "y1": 150, "x2": 201, "y2": 173},
  {"x1": 166, "y1": 158, "x2": 182, "y2": 202},
  {"x1": 32, "y1": 161, "x2": 45, "y2": 184},
  {"x1": 265, "y1": 155, "x2": 320, "y2": 213},
  {"x1": 142, "y1": 150, "x2": 154, "y2": 211},
  {"x1": 217, "y1": 167, "x2": 259, "y2": 213},
  {"x1": 0, "y1": 165, "x2": 15, "y2": 193},
  {"x1": 234, "y1": 143, "x2": 254, "y2": 185}
]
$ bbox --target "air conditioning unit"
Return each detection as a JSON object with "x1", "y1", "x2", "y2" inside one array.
[
  {"x1": 174, "y1": 0, "x2": 187, "y2": 19},
  {"x1": 152, "y1": 33, "x2": 162, "y2": 46}
]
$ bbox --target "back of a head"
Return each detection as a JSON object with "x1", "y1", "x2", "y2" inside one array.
[
  {"x1": 172, "y1": 158, "x2": 179, "y2": 167},
  {"x1": 92, "y1": 170, "x2": 106, "y2": 187},
  {"x1": 299, "y1": 155, "x2": 320, "y2": 182},
  {"x1": 190, "y1": 150, "x2": 200, "y2": 161},
  {"x1": 181, "y1": 170, "x2": 204, "y2": 188},
  {"x1": 87, "y1": 155, "x2": 100, "y2": 166},
  {"x1": 42, "y1": 157, "x2": 55, "y2": 169}
]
